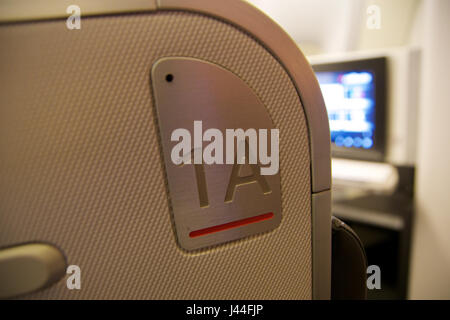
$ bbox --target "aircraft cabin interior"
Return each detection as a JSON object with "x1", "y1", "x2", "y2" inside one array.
[{"x1": 0, "y1": 0, "x2": 449, "y2": 305}]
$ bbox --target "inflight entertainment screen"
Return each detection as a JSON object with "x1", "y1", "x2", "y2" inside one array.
[{"x1": 316, "y1": 70, "x2": 376, "y2": 150}]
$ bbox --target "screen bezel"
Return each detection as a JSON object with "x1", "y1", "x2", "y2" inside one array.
[{"x1": 312, "y1": 57, "x2": 387, "y2": 162}]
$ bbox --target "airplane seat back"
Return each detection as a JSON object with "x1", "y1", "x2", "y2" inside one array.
[{"x1": 0, "y1": 0, "x2": 332, "y2": 299}]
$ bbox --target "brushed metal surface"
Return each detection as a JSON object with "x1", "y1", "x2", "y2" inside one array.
[{"x1": 152, "y1": 57, "x2": 282, "y2": 251}]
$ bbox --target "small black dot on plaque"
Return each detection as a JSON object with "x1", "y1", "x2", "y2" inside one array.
[{"x1": 165, "y1": 74, "x2": 174, "y2": 82}]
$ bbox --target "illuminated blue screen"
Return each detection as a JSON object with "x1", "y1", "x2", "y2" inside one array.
[{"x1": 316, "y1": 71, "x2": 376, "y2": 150}]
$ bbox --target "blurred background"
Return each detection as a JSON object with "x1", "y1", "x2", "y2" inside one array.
[{"x1": 246, "y1": 0, "x2": 450, "y2": 300}]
